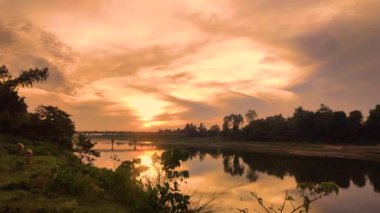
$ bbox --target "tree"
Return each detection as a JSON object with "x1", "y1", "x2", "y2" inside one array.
[
  {"x1": 0, "y1": 85, "x2": 28, "y2": 133},
  {"x1": 146, "y1": 149, "x2": 191, "y2": 212},
  {"x1": 0, "y1": 65, "x2": 49, "y2": 133},
  {"x1": 363, "y1": 105, "x2": 380, "y2": 141},
  {"x1": 245, "y1": 109, "x2": 258, "y2": 124},
  {"x1": 347, "y1": 110, "x2": 363, "y2": 141},
  {"x1": 33, "y1": 105, "x2": 75, "y2": 149},
  {"x1": 1, "y1": 66, "x2": 49, "y2": 89},
  {"x1": 222, "y1": 115, "x2": 232, "y2": 137},
  {"x1": 330, "y1": 111, "x2": 348, "y2": 142},
  {"x1": 183, "y1": 123, "x2": 197, "y2": 137},
  {"x1": 232, "y1": 114, "x2": 244, "y2": 132},
  {"x1": 314, "y1": 104, "x2": 334, "y2": 141},
  {"x1": 290, "y1": 107, "x2": 316, "y2": 142},
  {"x1": 221, "y1": 113, "x2": 244, "y2": 138},
  {"x1": 197, "y1": 123, "x2": 208, "y2": 137},
  {"x1": 73, "y1": 134, "x2": 100, "y2": 164},
  {"x1": 208, "y1": 124, "x2": 221, "y2": 137}
]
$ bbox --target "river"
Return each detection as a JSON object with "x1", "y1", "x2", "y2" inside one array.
[{"x1": 92, "y1": 139, "x2": 380, "y2": 212}]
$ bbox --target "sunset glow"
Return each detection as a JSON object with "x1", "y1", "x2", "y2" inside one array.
[{"x1": 1, "y1": 0, "x2": 379, "y2": 130}]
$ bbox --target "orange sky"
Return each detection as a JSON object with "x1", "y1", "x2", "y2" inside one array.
[{"x1": 1, "y1": 0, "x2": 380, "y2": 130}]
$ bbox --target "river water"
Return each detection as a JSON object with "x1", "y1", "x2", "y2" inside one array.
[{"x1": 92, "y1": 139, "x2": 380, "y2": 213}]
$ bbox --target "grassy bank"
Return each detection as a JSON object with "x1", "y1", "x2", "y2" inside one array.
[{"x1": 0, "y1": 134, "x2": 131, "y2": 212}]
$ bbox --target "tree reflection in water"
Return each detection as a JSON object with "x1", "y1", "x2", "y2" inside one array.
[{"x1": 159, "y1": 145, "x2": 380, "y2": 193}]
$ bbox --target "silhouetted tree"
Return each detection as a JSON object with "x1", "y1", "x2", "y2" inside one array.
[
  {"x1": 183, "y1": 123, "x2": 197, "y2": 137},
  {"x1": 221, "y1": 115, "x2": 232, "y2": 137},
  {"x1": 73, "y1": 134, "x2": 100, "y2": 164},
  {"x1": 31, "y1": 105, "x2": 75, "y2": 149},
  {"x1": 363, "y1": 105, "x2": 380, "y2": 142},
  {"x1": 0, "y1": 65, "x2": 48, "y2": 133},
  {"x1": 245, "y1": 109, "x2": 258, "y2": 124},
  {"x1": 347, "y1": 110, "x2": 363, "y2": 142},
  {"x1": 221, "y1": 113, "x2": 244, "y2": 138},
  {"x1": 208, "y1": 124, "x2": 221, "y2": 137},
  {"x1": 314, "y1": 104, "x2": 334, "y2": 141},
  {"x1": 290, "y1": 107, "x2": 316, "y2": 142},
  {"x1": 197, "y1": 123, "x2": 208, "y2": 137}
]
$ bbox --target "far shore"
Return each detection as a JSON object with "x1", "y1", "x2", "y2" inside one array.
[
  {"x1": 165, "y1": 140, "x2": 380, "y2": 162},
  {"x1": 90, "y1": 134, "x2": 380, "y2": 162}
]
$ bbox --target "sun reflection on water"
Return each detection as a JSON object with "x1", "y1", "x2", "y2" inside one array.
[{"x1": 92, "y1": 140, "x2": 380, "y2": 213}]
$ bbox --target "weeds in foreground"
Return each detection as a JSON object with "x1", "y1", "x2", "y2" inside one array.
[{"x1": 238, "y1": 182, "x2": 339, "y2": 213}]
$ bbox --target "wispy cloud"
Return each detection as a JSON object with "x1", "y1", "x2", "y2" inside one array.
[{"x1": 1, "y1": 0, "x2": 379, "y2": 130}]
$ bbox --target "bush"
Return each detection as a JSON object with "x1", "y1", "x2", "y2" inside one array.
[
  {"x1": 45, "y1": 166, "x2": 93, "y2": 196},
  {"x1": 0, "y1": 180, "x2": 30, "y2": 191}
]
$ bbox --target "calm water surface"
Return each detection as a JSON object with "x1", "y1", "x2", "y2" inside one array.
[{"x1": 93, "y1": 139, "x2": 380, "y2": 213}]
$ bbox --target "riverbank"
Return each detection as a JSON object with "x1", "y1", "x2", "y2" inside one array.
[
  {"x1": 156, "y1": 137, "x2": 380, "y2": 162},
  {"x1": 162, "y1": 140, "x2": 380, "y2": 162},
  {"x1": 0, "y1": 135, "x2": 131, "y2": 212},
  {"x1": 97, "y1": 134, "x2": 380, "y2": 162}
]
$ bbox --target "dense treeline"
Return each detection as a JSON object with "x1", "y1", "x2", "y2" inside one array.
[
  {"x1": 170, "y1": 104, "x2": 380, "y2": 144},
  {"x1": 0, "y1": 65, "x2": 75, "y2": 148}
]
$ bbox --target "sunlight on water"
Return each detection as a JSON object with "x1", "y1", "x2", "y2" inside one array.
[{"x1": 92, "y1": 140, "x2": 380, "y2": 213}]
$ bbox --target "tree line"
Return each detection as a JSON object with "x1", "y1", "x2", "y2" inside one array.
[
  {"x1": 165, "y1": 104, "x2": 380, "y2": 144},
  {"x1": 0, "y1": 65, "x2": 75, "y2": 149}
]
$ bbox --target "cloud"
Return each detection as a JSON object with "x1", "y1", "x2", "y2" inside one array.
[
  {"x1": 2, "y1": 0, "x2": 380, "y2": 130},
  {"x1": 0, "y1": 21, "x2": 74, "y2": 92},
  {"x1": 284, "y1": 1, "x2": 380, "y2": 111},
  {"x1": 74, "y1": 40, "x2": 208, "y2": 81}
]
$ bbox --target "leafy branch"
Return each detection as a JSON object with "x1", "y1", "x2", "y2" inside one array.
[{"x1": 247, "y1": 182, "x2": 339, "y2": 213}]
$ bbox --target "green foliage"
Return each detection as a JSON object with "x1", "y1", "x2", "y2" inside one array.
[
  {"x1": 110, "y1": 159, "x2": 152, "y2": 211},
  {"x1": 46, "y1": 164, "x2": 94, "y2": 196},
  {"x1": 73, "y1": 134, "x2": 100, "y2": 164},
  {"x1": 250, "y1": 182, "x2": 339, "y2": 213},
  {"x1": 146, "y1": 149, "x2": 191, "y2": 213},
  {"x1": 295, "y1": 182, "x2": 339, "y2": 213}
]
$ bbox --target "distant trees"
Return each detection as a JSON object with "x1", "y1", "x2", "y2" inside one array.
[
  {"x1": 245, "y1": 109, "x2": 258, "y2": 123},
  {"x1": 183, "y1": 123, "x2": 221, "y2": 137},
  {"x1": 159, "y1": 123, "x2": 222, "y2": 138},
  {"x1": 222, "y1": 114, "x2": 244, "y2": 138},
  {"x1": 208, "y1": 124, "x2": 221, "y2": 137},
  {"x1": 0, "y1": 65, "x2": 76, "y2": 149},
  {"x1": 183, "y1": 123, "x2": 198, "y2": 137},
  {"x1": 222, "y1": 104, "x2": 380, "y2": 144},
  {"x1": 347, "y1": 110, "x2": 363, "y2": 141},
  {"x1": 162, "y1": 104, "x2": 380, "y2": 144},
  {"x1": 363, "y1": 105, "x2": 380, "y2": 141}
]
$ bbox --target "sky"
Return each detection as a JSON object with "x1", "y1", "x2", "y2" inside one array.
[{"x1": 1, "y1": 0, "x2": 379, "y2": 131}]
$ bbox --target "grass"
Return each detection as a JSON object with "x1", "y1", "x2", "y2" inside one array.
[{"x1": 0, "y1": 134, "x2": 132, "y2": 212}]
